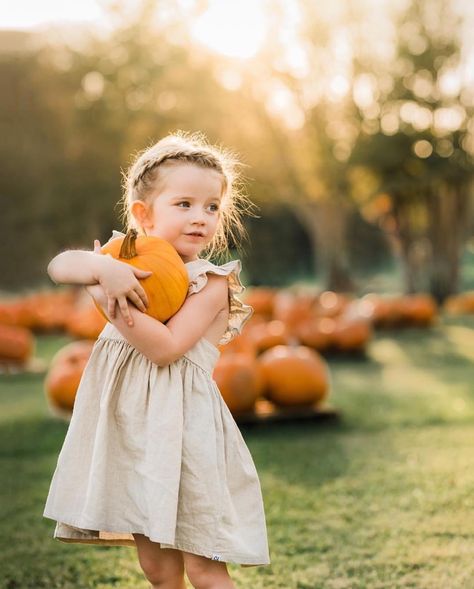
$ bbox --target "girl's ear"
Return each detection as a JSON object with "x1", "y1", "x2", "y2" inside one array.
[{"x1": 130, "y1": 200, "x2": 154, "y2": 231}]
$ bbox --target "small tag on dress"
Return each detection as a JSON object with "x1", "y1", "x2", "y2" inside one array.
[{"x1": 211, "y1": 553, "x2": 221, "y2": 561}]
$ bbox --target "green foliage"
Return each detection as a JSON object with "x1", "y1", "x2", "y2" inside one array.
[{"x1": 349, "y1": 0, "x2": 474, "y2": 299}]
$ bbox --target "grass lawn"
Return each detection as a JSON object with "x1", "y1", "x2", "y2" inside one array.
[{"x1": 2, "y1": 318, "x2": 474, "y2": 588}]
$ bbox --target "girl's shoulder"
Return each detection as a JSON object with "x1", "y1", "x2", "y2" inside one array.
[
  {"x1": 185, "y1": 258, "x2": 243, "y2": 293},
  {"x1": 185, "y1": 258, "x2": 253, "y2": 345}
]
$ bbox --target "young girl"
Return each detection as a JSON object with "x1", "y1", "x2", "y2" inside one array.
[{"x1": 42, "y1": 131, "x2": 271, "y2": 589}]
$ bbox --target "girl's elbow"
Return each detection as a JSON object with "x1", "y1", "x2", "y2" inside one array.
[
  {"x1": 47, "y1": 259, "x2": 60, "y2": 284},
  {"x1": 152, "y1": 345, "x2": 180, "y2": 367},
  {"x1": 151, "y1": 354, "x2": 172, "y2": 367}
]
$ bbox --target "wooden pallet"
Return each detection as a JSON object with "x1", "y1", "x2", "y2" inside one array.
[
  {"x1": 235, "y1": 398, "x2": 341, "y2": 426},
  {"x1": 0, "y1": 356, "x2": 48, "y2": 375}
]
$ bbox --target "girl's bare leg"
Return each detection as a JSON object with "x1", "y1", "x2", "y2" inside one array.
[
  {"x1": 183, "y1": 551, "x2": 236, "y2": 589},
  {"x1": 133, "y1": 533, "x2": 186, "y2": 589}
]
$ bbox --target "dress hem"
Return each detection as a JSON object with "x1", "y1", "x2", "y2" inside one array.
[{"x1": 44, "y1": 513, "x2": 271, "y2": 567}]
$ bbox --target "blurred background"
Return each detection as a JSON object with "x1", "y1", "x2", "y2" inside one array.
[
  {"x1": 3, "y1": 1, "x2": 474, "y2": 588},
  {"x1": 2, "y1": 0, "x2": 474, "y2": 296}
]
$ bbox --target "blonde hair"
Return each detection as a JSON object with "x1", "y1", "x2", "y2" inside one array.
[{"x1": 120, "y1": 130, "x2": 254, "y2": 259}]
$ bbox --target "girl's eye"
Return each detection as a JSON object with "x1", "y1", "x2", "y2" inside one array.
[
  {"x1": 208, "y1": 203, "x2": 220, "y2": 212},
  {"x1": 177, "y1": 201, "x2": 190, "y2": 208}
]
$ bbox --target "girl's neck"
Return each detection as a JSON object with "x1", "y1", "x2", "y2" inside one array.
[{"x1": 181, "y1": 256, "x2": 200, "y2": 264}]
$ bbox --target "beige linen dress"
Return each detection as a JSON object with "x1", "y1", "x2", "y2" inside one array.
[{"x1": 42, "y1": 253, "x2": 271, "y2": 567}]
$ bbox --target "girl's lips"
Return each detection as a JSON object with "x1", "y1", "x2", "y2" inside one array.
[{"x1": 186, "y1": 233, "x2": 205, "y2": 238}]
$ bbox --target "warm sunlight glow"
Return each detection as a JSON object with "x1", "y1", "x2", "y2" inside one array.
[
  {"x1": 0, "y1": 0, "x2": 104, "y2": 29},
  {"x1": 192, "y1": 0, "x2": 266, "y2": 59}
]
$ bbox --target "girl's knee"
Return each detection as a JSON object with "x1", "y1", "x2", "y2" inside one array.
[
  {"x1": 140, "y1": 557, "x2": 183, "y2": 587},
  {"x1": 133, "y1": 534, "x2": 184, "y2": 585},
  {"x1": 183, "y1": 553, "x2": 233, "y2": 589}
]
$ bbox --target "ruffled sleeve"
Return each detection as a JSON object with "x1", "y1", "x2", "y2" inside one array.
[
  {"x1": 111, "y1": 229, "x2": 125, "y2": 239},
  {"x1": 186, "y1": 259, "x2": 253, "y2": 346}
]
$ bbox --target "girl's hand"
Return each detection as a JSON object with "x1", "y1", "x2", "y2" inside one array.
[
  {"x1": 85, "y1": 283, "x2": 107, "y2": 310},
  {"x1": 93, "y1": 239, "x2": 152, "y2": 327}
]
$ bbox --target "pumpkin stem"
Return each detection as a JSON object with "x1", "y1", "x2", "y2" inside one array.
[{"x1": 119, "y1": 229, "x2": 138, "y2": 259}]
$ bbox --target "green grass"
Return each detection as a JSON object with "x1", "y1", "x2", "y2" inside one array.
[{"x1": 2, "y1": 320, "x2": 474, "y2": 588}]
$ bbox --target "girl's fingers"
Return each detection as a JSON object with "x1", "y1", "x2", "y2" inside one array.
[
  {"x1": 108, "y1": 298, "x2": 116, "y2": 319},
  {"x1": 93, "y1": 239, "x2": 102, "y2": 254},
  {"x1": 118, "y1": 297, "x2": 133, "y2": 327},
  {"x1": 129, "y1": 291, "x2": 146, "y2": 312},
  {"x1": 133, "y1": 267, "x2": 153, "y2": 278},
  {"x1": 135, "y1": 284, "x2": 149, "y2": 308}
]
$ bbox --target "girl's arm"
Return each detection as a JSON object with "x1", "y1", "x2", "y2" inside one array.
[
  {"x1": 48, "y1": 244, "x2": 152, "y2": 326},
  {"x1": 89, "y1": 275, "x2": 229, "y2": 366}
]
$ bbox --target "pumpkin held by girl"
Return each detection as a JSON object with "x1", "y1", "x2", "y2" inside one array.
[{"x1": 95, "y1": 229, "x2": 189, "y2": 323}]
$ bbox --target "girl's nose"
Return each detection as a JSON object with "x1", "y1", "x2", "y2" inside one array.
[{"x1": 191, "y1": 210, "x2": 206, "y2": 225}]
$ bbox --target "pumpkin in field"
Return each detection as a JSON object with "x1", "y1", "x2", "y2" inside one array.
[
  {"x1": 241, "y1": 312, "x2": 267, "y2": 331},
  {"x1": 360, "y1": 294, "x2": 406, "y2": 327},
  {"x1": 66, "y1": 304, "x2": 107, "y2": 340},
  {"x1": 295, "y1": 317, "x2": 336, "y2": 352},
  {"x1": 218, "y1": 333, "x2": 257, "y2": 357},
  {"x1": 245, "y1": 320, "x2": 291, "y2": 353},
  {"x1": 26, "y1": 290, "x2": 77, "y2": 332},
  {"x1": 44, "y1": 340, "x2": 95, "y2": 415},
  {"x1": 96, "y1": 229, "x2": 188, "y2": 323},
  {"x1": 272, "y1": 292, "x2": 316, "y2": 334},
  {"x1": 258, "y1": 345, "x2": 329, "y2": 407},
  {"x1": 0, "y1": 300, "x2": 33, "y2": 328},
  {"x1": 444, "y1": 292, "x2": 474, "y2": 315},
  {"x1": 399, "y1": 294, "x2": 437, "y2": 326},
  {"x1": 332, "y1": 317, "x2": 372, "y2": 351},
  {"x1": 213, "y1": 354, "x2": 263, "y2": 414},
  {"x1": 0, "y1": 324, "x2": 35, "y2": 364},
  {"x1": 243, "y1": 288, "x2": 275, "y2": 319},
  {"x1": 314, "y1": 291, "x2": 350, "y2": 318}
]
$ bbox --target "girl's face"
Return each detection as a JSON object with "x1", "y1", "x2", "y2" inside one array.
[{"x1": 133, "y1": 163, "x2": 224, "y2": 263}]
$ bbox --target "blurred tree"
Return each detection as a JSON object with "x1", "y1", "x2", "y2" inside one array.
[
  {"x1": 0, "y1": 1, "x2": 238, "y2": 289},
  {"x1": 203, "y1": 0, "x2": 397, "y2": 292},
  {"x1": 350, "y1": 0, "x2": 474, "y2": 300},
  {"x1": 228, "y1": 1, "x2": 360, "y2": 292},
  {"x1": 212, "y1": 0, "x2": 473, "y2": 298}
]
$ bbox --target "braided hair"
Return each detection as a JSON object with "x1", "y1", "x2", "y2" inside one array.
[{"x1": 120, "y1": 130, "x2": 252, "y2": 258}]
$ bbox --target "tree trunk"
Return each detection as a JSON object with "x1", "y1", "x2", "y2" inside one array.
[
  {"x1": 427, "y1": 180, "x2": 472, "y2": 303},
  {"x1": 391, "y1": 195, "x2": 427, "y2": 294},
  {"x1": 294, "y1": 198, "x2": 356, "y2": 292}
]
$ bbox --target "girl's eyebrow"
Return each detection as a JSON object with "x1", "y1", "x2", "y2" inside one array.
[{"x1": 170, "y1": 195, "x2": 221, "y2": 201}]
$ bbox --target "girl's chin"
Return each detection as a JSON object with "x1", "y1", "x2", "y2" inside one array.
[{"x1": 176, "y1": 245, "x2": 206, "y2": 260}]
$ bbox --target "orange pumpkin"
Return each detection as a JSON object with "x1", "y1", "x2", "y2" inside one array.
[
  {"x1": 444, "y1": 292, "x2": 474, "y2": 315},
  {"x1": 332, "y1": 317, "x2": 372, "y2": 351},
  {"x1": 400, "y1": 294, "x2": 437, "y2": 326},
  {"x1": 213, "y1": 354, "x2": 263, "y2": 414},
  {"x1": 360, "y1": 294, "x2": 406, "y2": 327},
  {"x1": 0, "y1": 324, "x2": 34, "y2": 364},
  {"x1": 245, "y1": 320, "x2": 291, "y2": 353},
  {"x1": 0, "y1": 301, "x2": 32, "y2": 328},
  {"x1": 26, "y1": 291, "x2": 76, "y2": 332},
  {"x1": 96, "y1": 229, "x2": 188, "y2": 323},
  {"x1": 241, "y1": 312, "x2": 267, "y2": 331},
  {"x1": 314, "y1": 291, "x2": 351, "y2": 318},
  {"x1": 44, "y1": 340, "x2": 95, "y2": 414},
  {"x1": 258, "y1": 345, "x2": 329, "y2": 407},
  {"x1": 295, "y1": 317, "x2": 336, "y2": 351},
  {"x1": 218, "y1": 333, "x2": 257, "y2": 357},
  {"x1": 272, "y1": 291, "x2": 316, "y2": 333},
  {"x1": 66, "y1": 304, "x2": 107, "y2": 340},
  {"x1": 243, "y1": 288, "x2": 275, "y2": 318}
]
